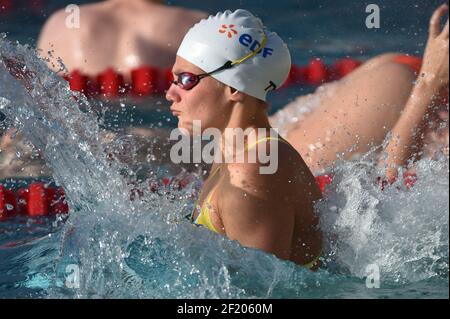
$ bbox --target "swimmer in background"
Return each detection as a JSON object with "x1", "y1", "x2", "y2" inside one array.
[
  {"x1": 7, "y1": 0, "x2": 207, "y2": 179},
  {"x1": 1, "y1": 0, "x2": 208, "y2": 180},
  {"x1": 276, "y1": 5, "x2": 448, "y2": 177},
  {"x1": 37, "y1": 0, "x2": 208, "y2": 78}
]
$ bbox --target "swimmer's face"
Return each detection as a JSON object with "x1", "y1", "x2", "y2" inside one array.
[{"x1": 166, "y1": 56, "x2": 232, "y2": 134}]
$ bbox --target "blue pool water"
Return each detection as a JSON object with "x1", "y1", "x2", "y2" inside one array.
[{"x1": 0, "y1": 0, "x2": 449, "y2": 298}]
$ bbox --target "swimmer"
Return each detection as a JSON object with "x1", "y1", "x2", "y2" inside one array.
[
  {"x1": 37, "y1": 0, "x2": 208, "y2": 77},
  {"x1": 278, "y1": 5, "x2": 449, "y2": 176},
  {"x1": 166, "y1": 10, "x2": 322, "y2": 269}
]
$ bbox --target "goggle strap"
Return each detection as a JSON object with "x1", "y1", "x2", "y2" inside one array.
[{"x1": 203, "y1": 60, "x2": 233, "y2": 77}]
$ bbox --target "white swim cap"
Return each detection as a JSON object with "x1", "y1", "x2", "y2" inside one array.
[{"x1": 177, "y1": 9, "x2": 291, "y2": 101}]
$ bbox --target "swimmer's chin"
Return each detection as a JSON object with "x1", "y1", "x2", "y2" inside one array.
[
  {"x1": 177, "y1": 118, "x2": 206, "y2": 136},
  {"x1": 177, "y1": 121, "x2": 194, "y2": 136}
]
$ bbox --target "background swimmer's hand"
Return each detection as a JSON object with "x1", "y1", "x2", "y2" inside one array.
[
  {"x1": 382, "y1": 5, "x2": 449, "y2": 181},
  {"x1": 421, "y1": 4, "x2": 449, "y2": 88}
]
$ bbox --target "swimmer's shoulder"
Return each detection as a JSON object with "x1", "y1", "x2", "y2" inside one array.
[
  {"x1": 37, "y1": 3, "x2": 113, "y2": 69},
  {"x1": 37, "y1": 8, "x2": 74, "y2": 62},
  {"x1": 38, "y1": 3, "x2": 106, "y2": 41},
  {"x1": 38, "y1": 8, "x2": 67, "y2": 43},
  {"x1": 221, "y1": 139, "x2": 301, "y2": 198}
]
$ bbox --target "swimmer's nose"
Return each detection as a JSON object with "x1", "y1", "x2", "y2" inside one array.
[{"x1": 165, "y1": 83, "x2": 181, "y2": 103}]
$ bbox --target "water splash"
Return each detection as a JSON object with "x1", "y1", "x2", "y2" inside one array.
[
  {"x1": 318, "y1": 158, "x2": 448, "y2": 283},
  {"x1": 0, "y1": 37, "x2": 448, "y2": 298}
]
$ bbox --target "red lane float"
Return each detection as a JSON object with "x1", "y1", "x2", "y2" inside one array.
[
  {"x1": 131, "y1": 66, "x2": 159, "y2": 96},
  {"x1": 283, "y1": 58, "x2": 363, "y2": 88},
  {"x1": 0, "y1": 182, "x2": 68, "y2": 222},
  {"x1": 0, "y1": 185, "x2": 16, "y2": 221},
  {"x1": 0, "y1": 171, "x2": 420, "y2": 222},
  {"x1": 97, "y1": 68, "x2": 126, "y2": 97},
  {"x1": 66, "y1": 58, "x2": 364, "y2": 99},
  {"x1": 67, "y1": 56, "x2": 428, "y2": 98},
  {"x1": 0, "y1": 0, "x2": 13, "y2": 14},
  {"x1": 307, "y1": 59, "x2": 329, "y2": 86},
  {"x1": 66, "y1": 70, "x2": 88, "y2": 93},
  {"x1": 315, "y1": 174, "x2": 333, "y2": 193},
  {"x1": 16, "y1": 187, "x2": 29, "y2": 216},
  {"x1": 67, "y1": 67, "x2": 174, "y2": 98},
  {"x1": 393, "y1": 55, "x2": 422, "y2": 75},
  {"x1": 2, "y1": 176, "x2": 192, "y2": 221},
  {"x1": 27, "y1": 182, "x2": 48, "y2": 217},
  {"x1": 2, "y1": 176, "x2": 189, "y2": 221}
]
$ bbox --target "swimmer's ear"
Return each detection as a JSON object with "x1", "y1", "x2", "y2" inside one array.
[{"x1": 228, "y1": 87, "x2": 245, "y2": 102}]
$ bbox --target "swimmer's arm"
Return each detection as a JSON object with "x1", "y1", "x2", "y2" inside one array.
[
  {"x1": 382, "y1": 79, "x2": 440, "y2": 180},
  {"x1": 218, "y1": 163, "x2": 295, "y2": 260},
  {"x1": 382, "y1": 5, "x2": 449, "y2": 181}
]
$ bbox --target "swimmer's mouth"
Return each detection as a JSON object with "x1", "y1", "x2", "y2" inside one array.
[{"x1": 170, "y1": 108, "x2": 181, "y2": 116}]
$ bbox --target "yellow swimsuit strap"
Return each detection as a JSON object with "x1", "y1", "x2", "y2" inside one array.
[
  {"x1": 192, "y1": 165, "x2": 222, "y2": 233},
  {"x1": 244, "y1": 136, "x2": 291, "y2": 151},
  {"x1": 302, "y1": 252, "x2": 322, "y2": 270},
  {"x1": 194, "y1": 186, "x2": 220, "y2": 233}
]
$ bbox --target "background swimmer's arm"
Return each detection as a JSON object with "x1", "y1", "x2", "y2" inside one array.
[
  {"x1": 382, "y1": 5, "x2": 449, "y2": 181},
  {"x1": 218, "y1": 163, "x2": 296, "y2": 261}
]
